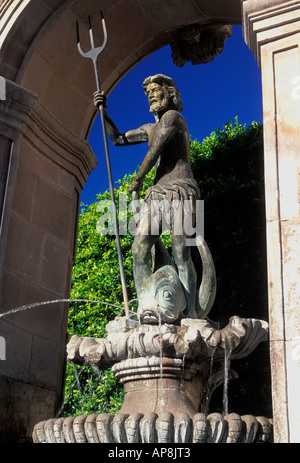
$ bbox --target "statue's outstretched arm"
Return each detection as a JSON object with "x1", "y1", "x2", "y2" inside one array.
[{"x1": 93, "y1": 91, "x2": 151, "y2": 146}]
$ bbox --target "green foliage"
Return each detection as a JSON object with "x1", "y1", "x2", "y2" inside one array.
[
  {"x1": 63, "y1": 169, "x2": 158, "y2": 416},
  {"x1": 63, "y1": 117, "x2": 271, "y2": 418},
  {"x1": 62, "y1": 363, "x2": 123, "y2": 417},
  {"x1": 190, "y1": 118, "x2": 271, "y2": 416},
  {"x1": 191, "y1": 118, "x2": 267, "y2": 324}
]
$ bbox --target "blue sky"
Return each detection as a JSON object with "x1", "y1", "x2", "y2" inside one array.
[{"x1": 82, "y1": 25, "x2": 262, "y2": 205}]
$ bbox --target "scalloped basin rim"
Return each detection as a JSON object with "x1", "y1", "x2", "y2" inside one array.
[{"x1": 67, "y1": 315, "x2": 269, "y2": 367}]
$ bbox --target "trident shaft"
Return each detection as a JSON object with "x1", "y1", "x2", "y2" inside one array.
[{"x1": 76, "y1": 12, "x2": 130, "y2": 317}]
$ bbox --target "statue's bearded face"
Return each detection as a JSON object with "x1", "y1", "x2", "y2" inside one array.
[{"x1": 145, "y1": 83, "x2": 170, "y2": 114}]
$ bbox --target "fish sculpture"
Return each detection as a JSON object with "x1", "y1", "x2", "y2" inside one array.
[{"x1": 138, "y1": 235, "x2": 217, "y2": 324}]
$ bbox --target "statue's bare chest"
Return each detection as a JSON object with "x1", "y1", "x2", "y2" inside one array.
[{"x1": 147, "y1": 122, "x2": 160, "y2": 148}]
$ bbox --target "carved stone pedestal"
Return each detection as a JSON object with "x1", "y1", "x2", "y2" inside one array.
[{"x1": 112, "y1": 357, "x2": 204, "y2": 417}]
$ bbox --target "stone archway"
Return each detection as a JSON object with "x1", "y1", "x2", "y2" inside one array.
[
  {"x1": 0, "y1": 0, "x2": 241, "y2": 442},
  {"x1": 0, "y1": 0, "x2": 299, "y2": 443}
]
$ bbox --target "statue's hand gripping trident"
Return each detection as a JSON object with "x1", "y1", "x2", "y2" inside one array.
[{"x1": 93, "y1": 90, "x2": 143, "y2": 201}]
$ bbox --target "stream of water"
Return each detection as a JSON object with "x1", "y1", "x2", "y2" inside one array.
[
  {"x1": 0, "y1": 298, "x2": 138, "y2": 320},
  {"x1": 55, "y1": 364, "x2": 85, "y2": 417},
  {"x1": 222, "y1": 346, "x2": 232, "y2": 416},
  {"x1": 1, "y1": 297, "x2": 235, "y2": 418},
  {"x1": 0, "y1": 297, "x2": 138, "y2": 417},
  {"x1": 56, "y1": 363, "x2": 108, "y2": 417},
  {"x1": 204, "y1": 346, "x2": 217, "y2": 413},
  {"x1": 157, "y1": 312, "x2": 163, "y2": 382}
]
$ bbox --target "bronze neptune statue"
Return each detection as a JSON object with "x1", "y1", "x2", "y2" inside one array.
[{"x1": 94, "y1": 74, "x2": 216, "y2": 324}]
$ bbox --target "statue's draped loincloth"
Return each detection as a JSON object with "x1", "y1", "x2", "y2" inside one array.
[
  {"x1": 140, "y1": 178, "x2": 200, "y2": 235},
  {"x1": 144, "y1": 178, "x2": 200, "y2": 204}
]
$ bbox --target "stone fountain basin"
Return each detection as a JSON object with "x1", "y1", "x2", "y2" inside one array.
[
  {"x1": 33, "y1": 315, "x2": 272, "y2": 444},
  {"x1": 67, "y1": 315, "x2": 269, "y2": 367},
  {"x1": 65, "y1": 315, "x2": 269, "y2": 422}
]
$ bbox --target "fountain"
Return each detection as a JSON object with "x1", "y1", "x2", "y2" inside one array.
[
  {"x1": 32, "y1": 73, "x2": 272, "y2": 443},
  {"x1": 32, "y1": 313, "x2": 271, "y2": 443}
]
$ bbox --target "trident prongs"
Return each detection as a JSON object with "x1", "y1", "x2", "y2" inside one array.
[
  {"x1": 76, "y1": 11, "x2": 108, "y2": 79},
  {"x1": 76, "y1": 12, "x2": 130, "y2": 318}
]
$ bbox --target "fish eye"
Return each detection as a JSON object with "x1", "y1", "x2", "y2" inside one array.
[{"x1": 163, "y1": 289, "x2": 173, "y2": 300}]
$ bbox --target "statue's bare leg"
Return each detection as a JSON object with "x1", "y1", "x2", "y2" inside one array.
[
  {"x1": 172, "y1": 234, "x2": 197, "y2": 319},
  {"x1": 132, "y1": 211, "x2": 158, "y2": 296}
]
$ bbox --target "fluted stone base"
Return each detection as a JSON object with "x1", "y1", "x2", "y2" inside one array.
[
  {"x1": 112, "y1": 357, "x2": 205, "y2": 417},
  {"x1": 32, "y1": 412, "x2": 273, "y2": 443}
]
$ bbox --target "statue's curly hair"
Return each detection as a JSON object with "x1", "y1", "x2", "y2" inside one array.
[{"x1": 142, "y1": 74, "x2": 183, "y2": 112}]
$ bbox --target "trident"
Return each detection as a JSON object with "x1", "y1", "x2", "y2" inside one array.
[{"x1": 76, "y1": 12, "x2": 130, "y2": 317}]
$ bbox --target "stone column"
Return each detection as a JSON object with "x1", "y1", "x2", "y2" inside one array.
[
  {"x1": 242, "y1": 0, "x2": 300, "y2": 443},
  {"x1": 0, "y1": 80, "x2": 96, "y2": 442}
]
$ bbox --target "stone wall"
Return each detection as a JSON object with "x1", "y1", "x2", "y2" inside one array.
[
  {"x1": 243, "y1": 0, "x2": 300, "y2": 443},
  {"x1": 0, "y1": 79, "x2": 96, "y2": 441}
]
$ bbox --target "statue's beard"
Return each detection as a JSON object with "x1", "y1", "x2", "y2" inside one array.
[{"x1": 149, "y1": 97, "x2": 169, "y2": 115}]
